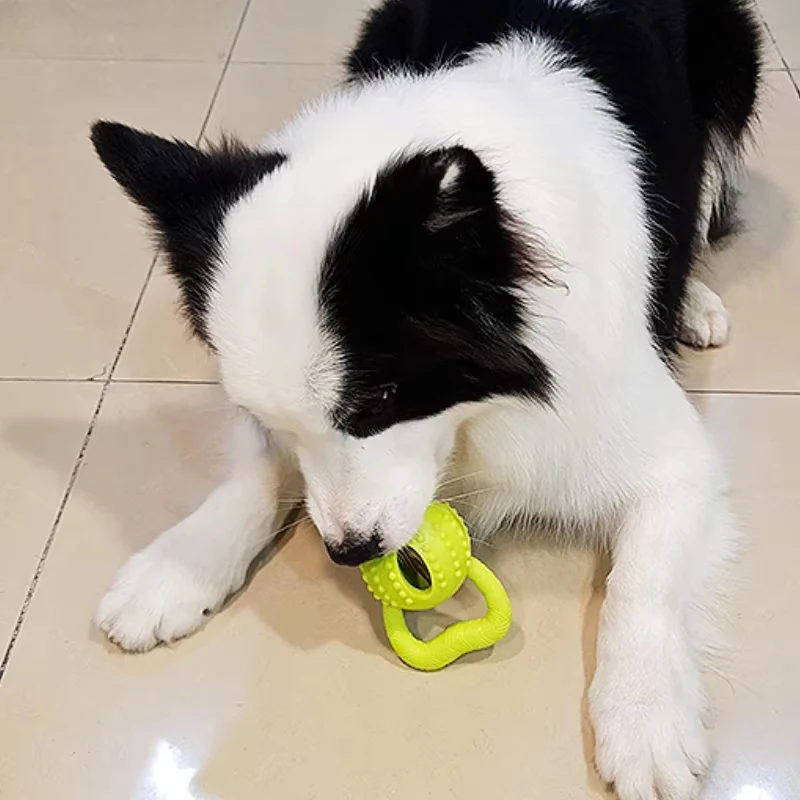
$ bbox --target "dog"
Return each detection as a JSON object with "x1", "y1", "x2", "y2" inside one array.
[{"x1": 90, "y1": 0, "x2": 762, "y2": 797}]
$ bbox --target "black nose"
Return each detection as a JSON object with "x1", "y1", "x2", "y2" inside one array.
[{"x1": 325, "y1": 530, "x2": 384, "y2": 567}]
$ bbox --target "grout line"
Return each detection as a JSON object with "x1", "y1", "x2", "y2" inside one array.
[
  {"x1": 0, "y1": 377, "x2": 218, "y2": 385},
  {"x1": 687, "y1": 389, "x2": 800, "y2": 398},
  {"x1": 0, "y1": 376, "x2": 105, "y2": 383},
  {"x1": 196, "y1": 0, "x2": 254, "y2": 140},
  {"x1": 0, "y1": 377, "x2": 218, "y2": 386},
  {"x1": 0, "y1": 54, "x2": 229, "y2": 64},
  {"x1": 110, "y1": 378, "x2": 219, "y2": 385},
  {"x1": 761, "y1": 18, "x2": 797, "y2": 87},
  {"x1": 0, "y1": 382, "x2": 106, "y2": 681},
  {"x1": 0, "y1": 255, "x2": 159, "y2": 683},
  {"x1": 787, "y1": 68, "x2": 800, "y2": 102},
  {"x1": 228, "y1": 59, "x2": 334, "y2": 66},
  {"x1": 0, "y1": 55, "x2": 337, "y2": 67},
  {"x1": 0, "y1": 0, "x2": 257, "y2": 683}
]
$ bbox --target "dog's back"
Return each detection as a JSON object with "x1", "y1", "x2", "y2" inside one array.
[{"x1": 347, "y1": 0, "x2": 762, "y2": 352}]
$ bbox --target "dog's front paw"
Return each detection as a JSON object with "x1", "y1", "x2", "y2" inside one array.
[
  {"x1": 591, "y1": 695, "x2": 708, "y2": 800},
  {"x1": 95, "y1": 547, "x2": 230, "y2": 652},
  {"x1": 589, "y1": 621, "x2": 709, "y2": 799}
]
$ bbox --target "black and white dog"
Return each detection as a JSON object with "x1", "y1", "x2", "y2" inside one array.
[{"x1": 91, "y1": 1, "x2": 762, "y2": 797}]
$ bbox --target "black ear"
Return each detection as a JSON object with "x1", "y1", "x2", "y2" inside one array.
[
  {"x1": 420, "y1": 145, "x2": 497, "y2": 232},
  {"x1": 90, "y1": 121, "x2": 285, "y2": 342}
]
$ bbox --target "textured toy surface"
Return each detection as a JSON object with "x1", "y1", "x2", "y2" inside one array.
[{"x1": 360, "y1": 502, "x2": 512, "y2": 671}]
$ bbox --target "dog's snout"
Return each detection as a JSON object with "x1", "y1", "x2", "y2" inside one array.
[{"x1": 325, "y1": 527, "x2": 385, "y2": 567}]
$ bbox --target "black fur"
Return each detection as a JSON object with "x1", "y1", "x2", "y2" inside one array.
[
  {"x1": 347, "y1": 0, "x2": 762, "y2": 355},
  {"x1": 90, "y1": 121, "x2": 286, "y2": 343},
  {"x1": 319, "y1": 146, "x2": 554, "y2": 438},
  {"x1": 90, "y1": 0, "x2": 761, "y2": 410}
]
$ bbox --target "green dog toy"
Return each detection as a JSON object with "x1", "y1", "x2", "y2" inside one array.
[{"x1": 360, "y1": 502, "x2": 512, "y2": 671}]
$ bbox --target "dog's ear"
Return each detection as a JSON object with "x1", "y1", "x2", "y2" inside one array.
[
  {"x1": 90, "y1": 121, "x2": 285, "y2": 342},
  {"x1": 421, "y1": 145, "x2": 496, "y2": 232},
  {"x1": 90, "y1": 121, "x2": 284, "y2": 230}
]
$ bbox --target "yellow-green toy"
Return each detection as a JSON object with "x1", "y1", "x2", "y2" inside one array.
[{"x1": 360, "y1": 502, "x2": 511, "y2": 671}]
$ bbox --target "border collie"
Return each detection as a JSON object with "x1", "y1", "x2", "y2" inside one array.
[{"x1": 90, "y1": 0, "x2": 762, "y2": 797}]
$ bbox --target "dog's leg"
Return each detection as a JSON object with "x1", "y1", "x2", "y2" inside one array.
[
  {"x1": 679, "y1": 148, "x2": 734, "y2": 350},
  {"x1": 96, "y1": 412, "x2": 297, "y2": 652},
  {"x1": 679, "y1": 276, "x2": 730, "y2": 349},
  {"x1": 588, "y1": 446, "x2": 735, "y2": 800}
]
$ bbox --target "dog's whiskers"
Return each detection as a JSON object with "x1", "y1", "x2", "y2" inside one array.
[
  {"x1": 275, "y1": 497, "x2": 305, "y2": 507},
  {"x1": 439, "y1": 487, "x2": 497, "y2": 504},
  {"x1": 269, "y1": 514, "x2": 311, "y2": 539},
  {"x1": 435, "y1": 471, "x2": 491, "y2": 491}
]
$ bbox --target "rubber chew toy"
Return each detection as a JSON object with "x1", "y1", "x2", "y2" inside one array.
[{"x1": 360, "y1": 502, "x2": 512, "y2": 671}]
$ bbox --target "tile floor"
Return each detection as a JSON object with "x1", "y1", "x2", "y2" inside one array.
[{"x1": 0, "y1": 2, "x2": 798, "y2": 799}]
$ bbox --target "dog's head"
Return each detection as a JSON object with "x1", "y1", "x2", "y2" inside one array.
[{"x1": 91, "y1": 119, "x2": 551, "y2": 564}]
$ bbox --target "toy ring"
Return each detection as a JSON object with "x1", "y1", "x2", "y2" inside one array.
[{"x1": 360, "y1": 502, "x2": 512, "y2": 671}]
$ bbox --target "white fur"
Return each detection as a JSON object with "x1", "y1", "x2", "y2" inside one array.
[
  {"x1": 98, "y1": 39, "x2": 738, "y2": 800},
  {"x1": 680, "y1": 276, "x2": 731, "y2": 348},
  {"x1": 96, "y1": 413, "x2": 297, "y2": 650}
]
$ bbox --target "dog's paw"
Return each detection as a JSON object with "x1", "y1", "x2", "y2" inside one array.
[
  {"x1": 679, "y1": 278, "x2": 730, "y2": 349},
  {"x1": 95, "y1": 547, "x2": 230, "y2": 652},
  {"x1": 591, "y1": 695, "x2": 708, "y2": 800},
  {"x1": 589, "y1": 623, "x2": 709, "y2": 800}
]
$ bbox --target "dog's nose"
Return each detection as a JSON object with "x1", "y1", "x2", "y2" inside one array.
[{"x1": 325, "y1": 528, "x2": 385, "y2": 567}]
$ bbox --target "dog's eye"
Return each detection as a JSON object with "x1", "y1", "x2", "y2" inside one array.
[
  {"x1": 365, "y1": 383, "x2": 397, "y2": 416},
  {"x1": 351, "y1": 383, "x2": 397, "y2": 435}
]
